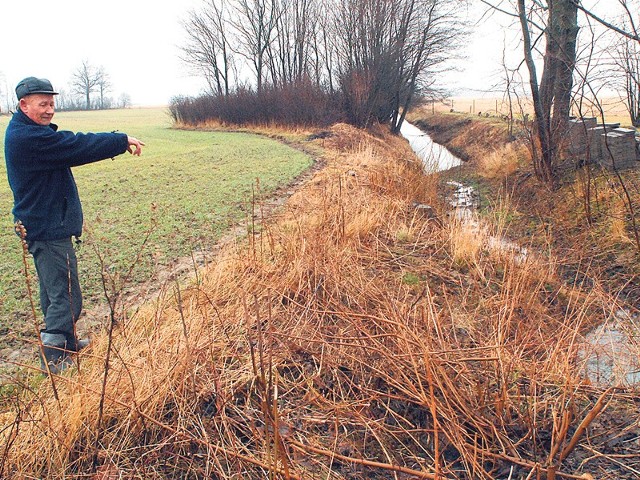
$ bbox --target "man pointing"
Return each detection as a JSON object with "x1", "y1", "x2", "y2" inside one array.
[{"x1": 4, "y1": 76, "x2": 144, "y2": 374}]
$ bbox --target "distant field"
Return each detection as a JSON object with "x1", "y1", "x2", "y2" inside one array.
[
  {"x1": 426, "y1": 96, "x2": 633, "y2": 127},
  {"x1": 0, "y1": 108, "x2": 312, "y2": 349}
]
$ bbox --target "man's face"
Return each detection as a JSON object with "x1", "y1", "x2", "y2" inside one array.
[{"x1": 20, "y1": 94, "x2": 55, "y2": 126}]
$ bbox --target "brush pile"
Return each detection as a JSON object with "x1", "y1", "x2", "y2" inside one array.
[{"x1": 1, "y1": 123, "x2": 638, "y2": 479}]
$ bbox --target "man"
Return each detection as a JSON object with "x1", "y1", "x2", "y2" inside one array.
[{"x1": 4, "y1": 76, "x2": 144, "y2": 374}]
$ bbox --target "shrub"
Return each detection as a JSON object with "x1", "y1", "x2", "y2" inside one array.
[{"x1": 169, "y1": 80, "x2": 344, "y2": 128}]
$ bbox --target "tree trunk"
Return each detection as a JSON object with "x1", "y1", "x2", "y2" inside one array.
[
  {"x1": 518, "y1": 0, "x2": 578, "y2": 185},
  {"x1": 548, "y1": 0, "x2": 578, "y2": 155},
  {"x1": 518, "y1": 0, "x2": 554, "y2": 184}
]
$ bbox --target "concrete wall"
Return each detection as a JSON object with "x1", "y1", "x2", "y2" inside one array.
[
  {"x1": 565, "y1": 118, "x2": 639, "y2": 170},
  {"x1": 598, "y1": 128, "x2": 637, "y2": 169}
]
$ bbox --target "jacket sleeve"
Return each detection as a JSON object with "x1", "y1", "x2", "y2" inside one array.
[{"x1": 19, "y1": 128, "x2": 129, "y2": 172}]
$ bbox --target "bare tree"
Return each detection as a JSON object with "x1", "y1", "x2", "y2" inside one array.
[
  {"x1": 117, "y1": 92, "x2": 132, "y2": 109},
  {"x1": 316, "y1": 0, "x2": 338, "y2": 92},
  {"x1": 291, "y1": 0, "x2": 316, "y2": 82},
  {"x1": 181, "y1": 0, "x2": 234, "y2": 96},
  {"x1": 480, "y1": 0, "x2": 578, "y2": 184},
  {"x1": 0, "y1": 72, "x2": 15, "y2": 113},
  {"x1": 617, "y1": 36, "x2": 640, "y2": 126},
  {"x1": 263, "y1": 0, "x2": 321, "y2": 87},
  {"x1": 484, "y1": 0, "x2": 640, "y2": 183},
  {"x1": 71, "y1": 60, "x2": 100, "y2": 110},
  {"x1": 0, "y1": 72, "x2": 5, "y2": 114},
  {"x1": 55, "y1": 89, "x2": 84, "y2": 111},
  {"x1": 518, "y1": 0, "x2": 578, "y2": 184},
  {"x1": 333, "y1": 0, "x2": 460, "y2": 130},
  {"x1": 232, "y1": 0, "x2": 281, "y2": 93},
  {"x1": 577, "y1": 0, "x2": 640, "y2": 126},
  {"x1": 391, "y1": 0, "x2": 461, "y2": 132},
  {"x1": 573, "y1": 0, "x2": 640, "y2": 42},
  {"x1": 95, "y1": 67, "x2": 111, "y2": 110}
]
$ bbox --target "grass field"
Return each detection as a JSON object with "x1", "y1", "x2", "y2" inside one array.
[{"x1": 0, "y1": 108, "x2": 312, "y2": 350}]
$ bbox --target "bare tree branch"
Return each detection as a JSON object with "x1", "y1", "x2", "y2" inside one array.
[
  {"x1": 71, "y1": 60, "x2": 100, "y2": 110},
  {"x1": 572, "y1": 0, "x2": 640, "y2": 42},
  {"x1": 479, "y1": 0, "x2": 519, "y2": 18}
]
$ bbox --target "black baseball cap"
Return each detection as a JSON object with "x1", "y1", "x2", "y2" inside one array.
[{"x1": 15, "y1": 77, "x2": 58, "y2": 100}]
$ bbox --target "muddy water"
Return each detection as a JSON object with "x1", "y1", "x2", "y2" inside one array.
[{"x1": 401, "y1": 121, "x2": 640, "y2": 387}]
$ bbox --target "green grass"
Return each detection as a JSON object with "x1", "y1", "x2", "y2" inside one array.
[
  {"x1": 0, "y1": 108, "x2": 312, "y2": 345},
  {"x1": 401, "y1": 272, "x2": 422, "y2": 286}
]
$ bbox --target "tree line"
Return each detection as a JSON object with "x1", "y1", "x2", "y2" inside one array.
[
  {"x1": 55, "y1": 60, "x2": 132, "y2": 111},
  {"x1": 175, "y1": 0, "x2": 640, "y2": 185},
  {"x1": 172, "y1": 0, "x2": 463, "y2": 131},
  {"x1": 0, "y1": 60, "x2": 131, "y2": 114}
]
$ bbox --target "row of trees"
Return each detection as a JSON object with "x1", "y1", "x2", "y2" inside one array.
[
  {"x1": 69, "y1": 60, "x2": 111, "y2": 110},
  {"x1": 56, "y1": 60, "x2": 133, "y2": 111},
  {"x1": 179, "y1": 0, "x2": 639, "y2": 184},
  {"x1": 0, "y1": 72, "x2": 10, "y2": 114},
  {"x1": 0, "y1": 61, "x2": 131, "y2": 113},
  {"x1": 179, "y1": 0, "x2": 463, "y2": 131}
]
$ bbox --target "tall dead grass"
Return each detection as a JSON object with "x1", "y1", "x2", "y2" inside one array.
[
  {"x1": 478, "y1": 143, "x2": 528, "y2": 179},
  {"x1": 0, "y1": 123, "x2": 634, "y2": 479}
]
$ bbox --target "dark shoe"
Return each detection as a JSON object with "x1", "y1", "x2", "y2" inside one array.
[
  {"x1": 68, "y1": 337, "x2": 91, "y2": 352},
  {"x1": 39, "y1": 332, "x2": 73, "y2": 375},
  {"x1": 39, "y1": 345, "x2": 73, "y2": 375}
]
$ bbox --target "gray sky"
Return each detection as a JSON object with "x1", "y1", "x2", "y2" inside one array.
[
  {"x1": 452, "y1": 3, "x2": 523, "y2": 97},
  {"x1": 0, "y1": 0, "x2": 623, "y2": 107},
  {"x1": 1, "y1": 0, "x2": 204, "y2": 106}
]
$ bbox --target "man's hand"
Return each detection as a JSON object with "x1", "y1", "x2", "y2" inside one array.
[{"x1": 127, "y1": 136, "x2": 145, "y2": 156}]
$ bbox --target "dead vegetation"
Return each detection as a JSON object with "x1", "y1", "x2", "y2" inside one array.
[
  {"x1": 415, "y1": 110, "x2": 640, "y2": 303},
  {"x1": 0, "y1": 122, "x2": 638, "y2": 479}
]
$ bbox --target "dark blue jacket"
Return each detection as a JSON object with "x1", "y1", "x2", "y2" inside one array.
[{"x1": 4, "y1": 109, "x2": 129, "y2": 241}]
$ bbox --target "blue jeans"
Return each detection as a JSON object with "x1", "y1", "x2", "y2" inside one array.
[{"x1": 27, "y1": 238, "x2": 83, "y2": 349}]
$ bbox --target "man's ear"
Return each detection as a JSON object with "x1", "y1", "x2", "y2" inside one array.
[{"x1": 19, "y1": 98, "x2": 28, "y2": 111}]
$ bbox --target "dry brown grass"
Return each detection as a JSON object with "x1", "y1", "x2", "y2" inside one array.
[
  {"x1": 0, "y1": 122, "x2": 637, "y2": 479},
  {"x1": 431, "y1": 97, "x2": 632, "y2": 127},
  {"x1": 477, "y1": 143, "x2": 528, "y2": 179}
]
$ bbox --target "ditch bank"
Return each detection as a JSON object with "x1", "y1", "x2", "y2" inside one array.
[
  {"x1": 407, "y1": 113, "x2": 640, "y2": 389},
  {"x1": 410, "y1": 112, "x2": 640, "y2": 302}
]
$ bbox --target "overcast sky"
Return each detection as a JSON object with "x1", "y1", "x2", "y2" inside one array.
[
  {"x1": 0, "y1": 0, "x2": 205, "y2": 106},
  {"x1": 0, "y1": 0, "x2": 525, "y2": 106},
  {"x1": 0, "y1": 0, "x2": 618, "y2": 107}
]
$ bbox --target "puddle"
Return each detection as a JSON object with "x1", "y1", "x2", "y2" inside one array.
[
  {"x1": 447, "y1": 181, "x2": 479, "y2": 209},
  {"x1": 446, "y1": 180, "x2": 480, "y2": 223}
]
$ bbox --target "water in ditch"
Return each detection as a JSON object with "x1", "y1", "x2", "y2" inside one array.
[
  {"x1": 401, "y1": 121, "x2": 639, "y2": 387},
  {"x1": 400, "y1": 121, "x2": 462, "y2": 172}
]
